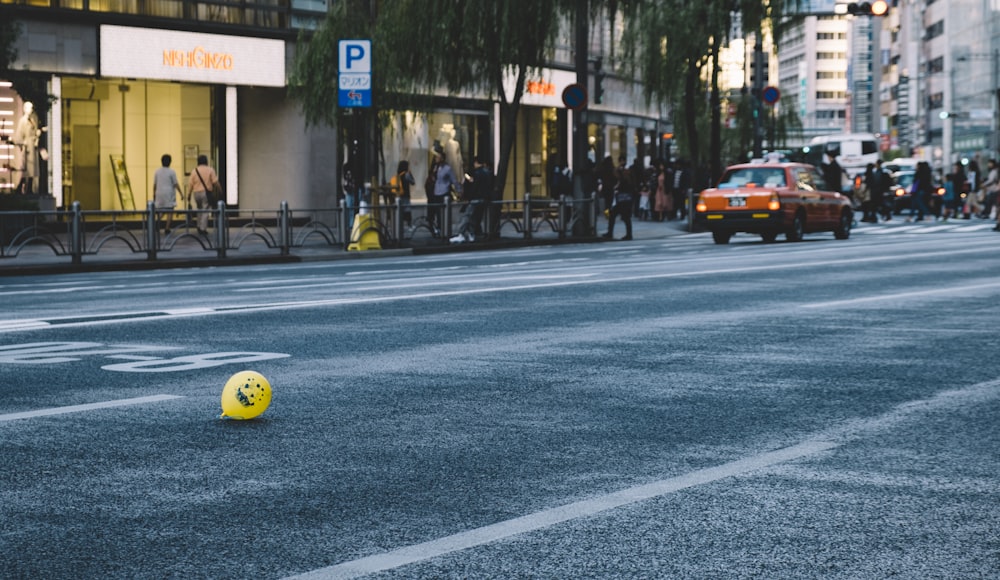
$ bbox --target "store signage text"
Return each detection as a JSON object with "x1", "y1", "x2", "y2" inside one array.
[
  {"x1": 527, "y1": 80, "x2": 556, "y2": 96},
  {"x1": 163, "y1": 46, "x2": 234, "y2": 71}
]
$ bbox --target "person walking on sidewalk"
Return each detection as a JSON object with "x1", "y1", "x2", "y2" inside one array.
[
  {"x1": 187, "y1": 155, "x2": 219, "y2": 236},
  {"x1": 603, "y1": 156, "x2": 634, "y2": 241},
  {"x1": 153, "y1": 153, "x2": 182, "y2": 234},
  {"x1": 450, "y1": 156, "x2": 492, "y2": 243}
]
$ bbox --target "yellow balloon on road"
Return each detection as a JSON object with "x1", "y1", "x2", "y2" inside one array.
[{"x1": 220, "y1": 370, "x2": 272, "y2": 420}]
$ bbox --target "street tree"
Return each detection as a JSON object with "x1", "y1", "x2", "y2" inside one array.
[
  {"x1": 619, "y1": 1, "x2": 802, "y2": 180},
  {"x1": 291, "y1": 0, "x2": 572, "y2": 198}
]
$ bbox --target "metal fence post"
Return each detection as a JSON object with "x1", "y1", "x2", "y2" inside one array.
[
  {"x1": 341, "y1": 199, "x2": 350, "y2": 247},
  {"x1": 395, "y1": 196, "x2": 404, "y2": 243},
  {"x1": 146, "y1": 201, "x2": 158, "y2": 261},
  {"x1": 216, "y1": 201, "x2": 227, "y2": 258},
  {"x1": 558, "y1": 195, "x2": 567, "y2": 239},
  {"x1": 590, "y1": 192, "x2": 598, "y2": 236},
  {"x1": 71, "y1": 201, "x2": 83, "y2": 264},
  {"x1": 279, "y1": 201, "x2": 290, "y2": 256},
  {"x1": 444, "y1": 195, "x2": 452, "y2": 238},
  {"x1": 523, "y1": 193, "x2": 531, "y2": 239}
]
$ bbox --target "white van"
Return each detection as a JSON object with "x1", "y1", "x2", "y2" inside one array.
[{"x1": 805, "y1": 133, "x2": 880, "y2": 175}]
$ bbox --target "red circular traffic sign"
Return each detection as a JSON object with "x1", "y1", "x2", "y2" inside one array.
[
  {"x1": 762, "y1": 86, "x2": 781, "y2": 106},
  {"x1": 562, "y1": 83, "x2": 588, "y2": 110}
]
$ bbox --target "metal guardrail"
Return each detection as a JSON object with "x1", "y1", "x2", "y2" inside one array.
[{"x1": 0, "y1": 192, "x2": 599, "y2": 265}]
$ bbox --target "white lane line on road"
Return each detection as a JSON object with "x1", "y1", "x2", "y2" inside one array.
[
  {"x1": 283, "y1": 440, "x2": 837, "y2": 580},
  {"x1": 801, "y1": 279, "x2": 1000, "y2": 309},
  {"x1": 0, "y1": 394, "x2": 184, "y2": 423},
  {"x1": 1, "y1": 246, "x2": 990, "y2": 333}
]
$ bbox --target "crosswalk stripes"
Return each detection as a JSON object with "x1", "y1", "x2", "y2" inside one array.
[{"x1": 852, "y1": 221, "x2": 996, "y2": 235}]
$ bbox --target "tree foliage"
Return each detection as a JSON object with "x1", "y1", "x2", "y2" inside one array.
[
  {"x1": 618, "y1": 1, "x2": 803, "y2": 176},
  {"x1": 291, "y1": 0, "x2": 572, "y2": 193}
]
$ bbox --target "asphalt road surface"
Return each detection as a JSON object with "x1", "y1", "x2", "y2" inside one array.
[{"x1": 1, "y1": 228, "x2": 999, "y2": 579}]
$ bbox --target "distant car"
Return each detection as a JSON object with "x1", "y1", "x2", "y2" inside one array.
[
  {"x1": 890, "y1": 170, "x2": 947, "y2": 214},
  {"x1": 695, "y1": 162, "x2": 854, "y2": 244}
]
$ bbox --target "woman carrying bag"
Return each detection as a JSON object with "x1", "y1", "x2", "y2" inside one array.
[{"x1": 187, "y1": 155, "x2": 221, "y2": 236}]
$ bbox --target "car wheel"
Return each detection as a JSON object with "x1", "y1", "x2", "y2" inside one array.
[
  {"x1": 786, "y1": 213, "x2": 804, "y2": 242},
  {"x1": 712, "y1": 230, "x2": 732, "y2": 245},
  {"x1": 834, "y1": 209, "x2": 852, "y2": 239},
  {"x1": 761, "y1": 231, "x2": 778, "y2": 243}
]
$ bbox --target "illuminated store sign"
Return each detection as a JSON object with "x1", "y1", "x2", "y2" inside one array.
[
  {"x1": 100, "y1": 25, "x2": 285, "y2": 87},
  {"x1": 506, "y1": 69, "x2": 575, "y2": 107}
]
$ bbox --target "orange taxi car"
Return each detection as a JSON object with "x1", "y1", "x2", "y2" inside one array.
[{"x1": 695, "y1": 162, "x2": 854, "y2": 244}]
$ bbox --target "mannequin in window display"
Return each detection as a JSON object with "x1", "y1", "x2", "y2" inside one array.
[
  {"x1": 438, "y1": 124, "x2": 464, "y2": 182},
  {"x1": 12, "y1": 101, "x2": 42, "y2": 195}
]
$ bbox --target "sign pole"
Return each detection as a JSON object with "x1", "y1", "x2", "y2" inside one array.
[{"x1": 572, "y1": 2, "x2": 592, "y2": 236}]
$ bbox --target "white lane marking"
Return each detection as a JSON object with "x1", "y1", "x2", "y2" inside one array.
[
  {"x1": 284, "y1": 440, "x2": 837, "y2": 580},
  {"x1": 287, "y1": 375, "x2": 1000, "y2": 579},
  {"x1": 232, "y1": 273, "x2": 593, "y2": 293},
  {"x1": 856, "y1": 225, "x2": 924, "y2": 234},
  {"x1": 0, "y1": 394, "x2": 184, "y2": 423},
  {"x1": 801, "y1": 279, "x2": 1000, "y2": 309},
  {"x1": 0, "y1": 245, "x2": 991, "y2": 332}
]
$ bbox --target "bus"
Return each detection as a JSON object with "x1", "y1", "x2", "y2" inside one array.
[{"x1": 803, "y1": 133, "x2": 880, "y2": 176}]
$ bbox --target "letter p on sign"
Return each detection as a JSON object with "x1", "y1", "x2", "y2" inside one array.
[{"x1": 339, "y1": 40, "x2": 371, "y2": 73}]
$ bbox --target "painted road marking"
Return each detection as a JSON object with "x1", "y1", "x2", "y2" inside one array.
[
  {"x1": 0, "y1": 394, "x2": 184, "y2": 423},
  {"x1": 285, "y1": 374, "x2": 1000, "y2": 579},
  {"x1": 801, "y1": 279, "x2": 1000, "y2": 309},
  {"x1": 284, "y1": 441, "x2": 838, "y2": 580},
  {"x1": 0, "y1": 246, "x2": 991, "y2": 333}
]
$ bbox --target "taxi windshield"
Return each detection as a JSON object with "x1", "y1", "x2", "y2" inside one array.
[{"x1": 718, "y1": 168, "x2": 787, "y2": 189}]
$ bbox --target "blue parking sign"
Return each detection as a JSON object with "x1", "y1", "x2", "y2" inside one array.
[{"x1": 338, "y1": 40, "x2": 372, "y2": 108}]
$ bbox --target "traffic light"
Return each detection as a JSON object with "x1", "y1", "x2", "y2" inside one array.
[
  {"x1": 847, "y1": 1, "x2": 889, "y2": 16},
  {"x1": 593, "y1": 58, "x2": 605, "y2": 105}
]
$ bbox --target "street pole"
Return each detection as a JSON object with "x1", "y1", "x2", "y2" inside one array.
[
  {"x1": 752, "y1": 36, "x2": 764, "y2": 159},
  {"x1": 573, "y1": 1, "x2": 592, "y2": 235}
]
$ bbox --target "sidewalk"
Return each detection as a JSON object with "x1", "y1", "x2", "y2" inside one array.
[{"x1": 0, "y1": 216, "x2": 697, "y2": 276}]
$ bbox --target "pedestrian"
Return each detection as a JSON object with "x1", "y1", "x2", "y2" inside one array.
[
  {"x1": 870, "y1": 159, "x2": 892, "y2": 221},
  {"x1": 602, "y1": 156, "x2": 634, "y2": 241},
  {"x1": 391, "y1": 160, "x2": 416, "y2": 227},
  {"x1": 653, "y1": 160, "x2": 672, "y2": 221},
  {"x1": 341, "y1": 162, "x2": 360, "y2": 231},
  {"x1": 672, "y1": 159, "x2": 691, "y2": 220},
  {"x1": 186, "y1": 154, "x2": 219, "y2": 236},
  {"x1": 596, "y1": 155, "x2": 617, "y2": 216},
  {"x1": 637, "y1": 182, "x2": 651, "y2": 221},
  {"x1": 429, "y1": 145, "x2": 459, "y2": 237},
  {"x1": 153, "y1": 153, "x2": 182, "y2": 234},
  {"x1": 944, "y1": 161, "x2": 966, "y2": 221},
  {"x1": 859, "y1": 163, "x2": 876, "y2": 222},
  {"x1": 981, "y1": 159, "x2": 999, "y2": 219},
  {"x1": 822, "y1": 146, "x2": 848, "y2": 195},
  {"x1": 906, "y1": 161, "x2": 933, "y2": 222},
  {"x1": 451, "y1": 156, "x2": 492, "y2": 243}
]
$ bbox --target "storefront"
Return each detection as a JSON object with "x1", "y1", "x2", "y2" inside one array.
[
  {"x1": 500, "y1": 69, "x2": 575, "y2": 201},
  {"x1": 380, "y1": 108, "x2": 492, "y2": 202},
  {"x1": 4, "y1": 22, "x2": 302, "y2": 211},
  {"x1": 82, "y1": 25, "x2": 285, "y2": 211}
]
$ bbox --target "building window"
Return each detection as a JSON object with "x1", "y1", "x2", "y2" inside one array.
[
  {"x1": 928, "y1": 92, "x2": 944, "y2": 109},
  {"x1": 925, "y1": 21, "x2": 944, "y2": 40},
  {"x1": 926, "y1": 57, "x2": 944, "y2": 74},
  {"x1": 817, "y1": 52, "x2": 846, "y2": 60}
]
